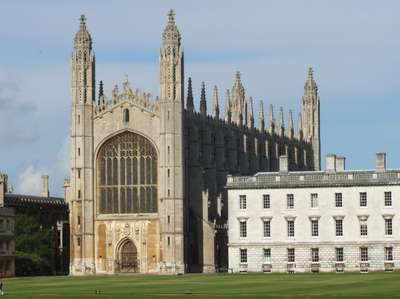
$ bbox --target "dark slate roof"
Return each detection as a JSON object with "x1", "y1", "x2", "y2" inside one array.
[{"x1": 4, "y1": 193, "x2": 67, "y2": 207}]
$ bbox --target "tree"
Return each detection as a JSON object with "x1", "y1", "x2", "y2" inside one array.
[{"x1": 15, "y1": 214, "x2": 55, "y2": 276}]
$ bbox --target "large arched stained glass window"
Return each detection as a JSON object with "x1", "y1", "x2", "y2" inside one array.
[{"x1": 97, "y1": 132, "x2": 158, "y2": 214}]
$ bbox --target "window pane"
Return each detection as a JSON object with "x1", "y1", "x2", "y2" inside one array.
[{"x1": 97, "y1": 132, "x2": 158, "y2": 214}]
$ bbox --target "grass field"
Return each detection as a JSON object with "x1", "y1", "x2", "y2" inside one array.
[{"x1": 2, "y1": 272, "x2": 400, "y2": 299}]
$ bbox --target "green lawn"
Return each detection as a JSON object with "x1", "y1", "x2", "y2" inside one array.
[{"x1": 2, "y1": 272, "x2": 400, "y2": 299}]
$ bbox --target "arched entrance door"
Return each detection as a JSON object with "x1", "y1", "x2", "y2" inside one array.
[{"x1": 119, "y1": 240, "x2": 138, "y2": 272}]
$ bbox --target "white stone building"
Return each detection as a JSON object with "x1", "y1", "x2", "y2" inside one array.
[{"x1": 227, "y1": 153, "x2": 400, "y2": 273}]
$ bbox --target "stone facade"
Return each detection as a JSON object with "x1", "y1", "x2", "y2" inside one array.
[
  {"x1": 227, "y1": 154, "x2": 400, "y2": 273},
  {"x1": 67, "y1": 10, "x2": 320, "y2": 275},
  {"x1": 0, "y1": 175, "x2": 15, "y2": 278},
  {"x1": 1, "y1": 174, "x2": 69, "y2": 275}
]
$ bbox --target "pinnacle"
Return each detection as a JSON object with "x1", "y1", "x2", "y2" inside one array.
[
  {"x1": 235, "y1": 71, "x2": 241, "y2": 82},
  {"x1": 308, "y1": 66, "x2": 314, "y2": 80},
  {"x1": 168, "y1": 9, "x2": 176, "y2": 24},
  {"x1": 80, "y1": 14, "x2": 86, "y2": 29}
]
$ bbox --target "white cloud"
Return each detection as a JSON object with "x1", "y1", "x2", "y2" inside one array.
[{"x1": 15, "y1": 165, "x2": 48, "y2": 196}]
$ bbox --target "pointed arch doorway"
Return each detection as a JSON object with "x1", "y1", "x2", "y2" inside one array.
[{"x1": 118, "y1": 239, "x2": 139, "y2": 273}]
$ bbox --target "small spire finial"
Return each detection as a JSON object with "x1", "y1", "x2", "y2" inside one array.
[
  {"x1": 80, "y1": 14, "x2": 86, "y2": 28},
  {"x1": 200, "y1": 81, "x2": 207, "y2": 116},
  {"x1": 212, "y1": 85, "x2": 220, "y2": 119},
  {"x1": 168, "y1": 9, "x2": 175, "y2": 23},
  {"x1": 308, "y1": 66, "x2": 314, "y2": 80},
  {"x1": 186, "y1": 77, "x2": 194, "y2": 113},
  {"x1": 259, "y1": 100, "x2": 265, "y2": 132},
  {"x1": 235, "y1": 71, "x2": 241, "y2": 81},
  {"x1": 99, "y1": 80, "x2": 104, "y2": 98}
]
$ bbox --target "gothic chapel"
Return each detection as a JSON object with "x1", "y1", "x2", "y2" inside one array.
[{"x1": 66, "y1": 10, "x2": 320, "y2": 275}]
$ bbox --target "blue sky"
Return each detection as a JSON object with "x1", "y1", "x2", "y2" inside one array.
[{"x1": 0, "y1": 0, "x2": 399, "y2": 197}]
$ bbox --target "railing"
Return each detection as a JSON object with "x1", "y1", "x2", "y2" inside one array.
[{"x1": 227, "y1": 170, "x2": 400, "y2": 188}]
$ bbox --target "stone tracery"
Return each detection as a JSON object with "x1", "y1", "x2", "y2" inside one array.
[{"x1": 97, "y1": 132, "x2": 158, "y2": 214}]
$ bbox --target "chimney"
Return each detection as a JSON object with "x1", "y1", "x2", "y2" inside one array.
[
  {"x1": 376, "y1": 153, "x2": 386, "y2": 172},
  {"x1": 279, "y1": 155, "x2": 289, "y2": 173},
  {"x1": 326, "y1": 154, "x2": 337, "y2": 172},
  {"x1": 336, "y1": 156, "x2": 346, "y2": 171},
  {"x1": 41, "y1": 175, "x2": 49, "y2": 197}
]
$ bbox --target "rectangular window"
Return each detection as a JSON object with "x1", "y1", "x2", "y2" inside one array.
[
  {"x1": 335, "y1": 219, "x2": 343, "y2": 236},
  {"x1": 263, "y1": 220, "x2": 271, "y2": 237},
  {"x1": 287, "y1": 194, "x2": 294, "y2": 209},
  {"x1": 360, "y1": 223, "x2": 368, "y2": 236},
  {"x1": 77, "y1": 216, "x2": 81, "y2": 226},
  {"x1": 263, "y1": 248, "x2": 271, "y2": 263},
  {"x1": 385, "y1": 219, "x2": 393, "y2": 235},
  {"x1": 77, "y1": 237, "x2": 81, "y2": 247},
  {"x1": 360, "y1": 192, "x2": 367, "y2": 207},
  {"x1": 77, "y1": 168, "x2": 81, "y2": 179},
  {"x1": 311, "y1": 220, "x2": 319, "y2": 237},
  {"x1": 240, "y1": 221, "x2": 247, "y2": 238},
  {"x1": 384, "y1": 192, "x2": 392, "y2": 207},
  {"x1": 360, "y1": 247, "x2": 368, "y2": 262},
  {"x1": 335, "y1": 193, "x2": 343, "y2": 207},
  {"x1": 263, "y1": 248, "x2": 271, "y2": 261},
  {"x1": 240, "y1": 248, "x2": 247, "y2": 263},
  {"x1": 310, "y1": 193, "x2": 318, "y2": 208},
  {"x1": 263, "y1": 194, "x2": 270, "y2": 209},
  {"x1": 385, "y1": 247, "x2": 393, "y2": 261},
  {"x1": 287, "y1": 220, "x2": 295, "y2": 237},
  {"x1": 336, "y1": 247, "x2": 344, "y2": 262},
  {"x1": 287, "y1": 248, "x2": 295, "y2": 263},
  {"x1": 239, "y1": 195, "x2": 247, "y2": 210},
  {"x1": 311, "y1": 248, "x2": 319, "y2": 262}
]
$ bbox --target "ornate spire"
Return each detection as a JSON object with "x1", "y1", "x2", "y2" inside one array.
[
  {"x1": 74, "y1": 14, "x2": 92, "y2": 50},
  {"x1": 302, "y1": 66, "x2": 321, "y2": 170},
  {"x1": 99, "y1": 80, "x2": 104, "y2": 98},
  {"x1": 288, "y1": 109, "x2": 294, "y2": 139},
  {"x1": 231, "y1": 71, "x2": 245, "y2": 126},
  {"x1": 304, "y1": 66, "x2": 318, "y2": 93},
  {"x1": 212, "y1": 86, "x2": 220, "y2": 119},
  {"x1": 186, "y1": 77, "x2": 194, "y2": 113},
  {"x1": 162, "y1": 9, "x2": 181, "y2": 46},
  {"x1": 224, "y1": 89, "x2": 231, "y2": 123},
  {"x1": 298, "y1": 112, "x2": 303, "y2": 140},
  {"x1": 200, "y1": 81, "x2": 207, "y2": 116},
  {"x1": 259, "y1": 100, "x2": 265, "y2": 132},
  {"x1": 247, "y1": 97, "x2": 254, "y2": 129},
  {"x1": 279, "y1": 107, "x2": 285, "y2": 136},
  {"x1": 97, "y1": 80, "x2": 104, "y2": 105},
  {"x1": 269, "y1": 104, "x2": 275, "y2": 134},
  {"x1": 112, "y1": 84, "x2": 119, "y2": 104}
]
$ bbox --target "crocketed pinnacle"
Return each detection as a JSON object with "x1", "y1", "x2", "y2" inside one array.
[
  {"x1": 162, "y1": 9, "x2": 181, "y2": 44},
  {"x1": 99, "y1": 80, "x2": 104, "y2": 99},
  {"x1": 304, "y1": 66, "x2": 318, "y2": 92},
  {"x1": 212, "y1": 85, "x2": 220, "y2": 119},
  {"x1": 247, "y1": 97, "x2": 254, "y2": 128},
  {"x1": 186, "y1": 77, "x2": 194, "y2": 113},
  {"x1": 279, "y1": 107, "x2": 285, "y2": 136},
  {"x1": 259, "y1": 100, "x2": 265, "y2": 132},
  {"x1": 200, "y1": 81, "x2": 207, "y2": 116},
  {"x1": 298, "y1": 112, "x2": 303, "y2": 139},
  {"x1": 224, "y1": 89, "x2": 231, "y2": 123},
  {"x1": 269, "y1": 104, "x2": 275, "y2": 134},
  {"x1": 288, "y1": 109, "x2": 294, "y2": 139},
  {"x1": 74, "y1": 14, "x2": 92, "y2": 48}
]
